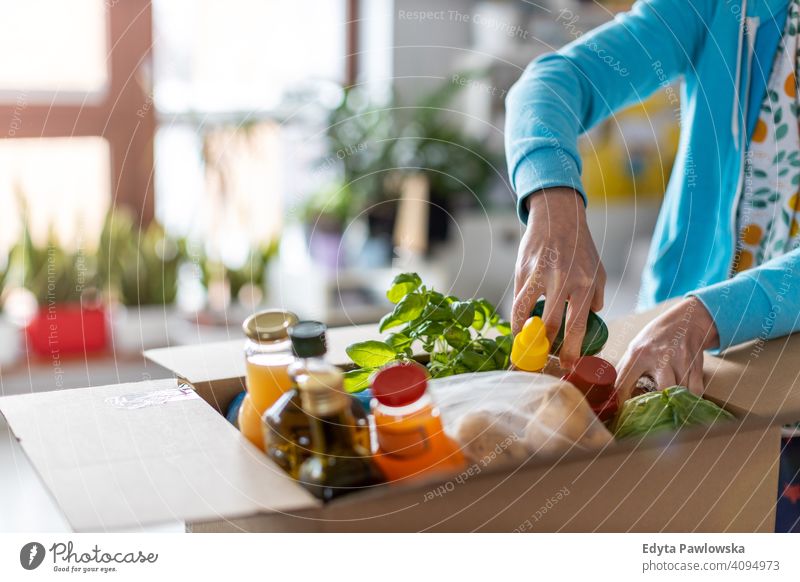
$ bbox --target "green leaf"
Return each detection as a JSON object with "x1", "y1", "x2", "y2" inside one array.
[
  {"x1": 495, "y1": 320, "x2": 512, "y2": 335},
  {"x1": 444, "y1": 326, "x2": 471, "y2": 349},
  {"x1": 379, "y1": 311, "x2": 404, "y2": 333},
  {"x1": 753, "y1": 168, "x2": 768, "y2": 178},
  {"x1": 428, "y1": 290, "x2": 447, "y2": 306},
  {"x1": 776, "y1": 123, "x2": 789, "y2": 140},
  {"x1": 386, "y1": 272, "x2": 422, "y2": 303},
  {"x1": 392, "y1": 292, "x2": 427, "y2": 323},
  {"x1": 450, "y1": 301, "x2": 475, "y2": 327},
  {"x1": 413, "y1": 320, "x2": 446, "y2": 339},
  {"x1": 386, "y1": 332, "x2": 413, "y2": 352},
  {"x1": 343, "y1": 368, "x2": 374, "y2": 393},
  {"x1": 495, "y1": 334, "x2": 513, "y2": 355},
  {"x1": 346, "y1": 340, "x2": 398, "y2": 368},
  {"x1": 472, "y1": 309, "x2": 485, "y2": 330},
  {"x1": 458, "y1": 349, "x2": 485, "y2": 371},
  {"x1": 425, "y1": 304, "x2": 452, "y2": 322}
]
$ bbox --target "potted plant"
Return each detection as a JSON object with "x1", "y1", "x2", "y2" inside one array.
[
  {"x1": 199, "y1": 241, "x2": 278, "y2": 314},
  {"x1": 11, "y1": 220, "x2": 107, "y2": 357},
  {"x1": 298, "y1": 182, "x2": 357, "y2": 270},
  {"x1": 99, "y1": 208, "x2": 183, "y2": 352},
  {"x1": 313, "y1": 76, "x2": 501, "y2": 261}
]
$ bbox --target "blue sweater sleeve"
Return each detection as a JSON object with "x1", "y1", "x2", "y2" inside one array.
[
  {"x1": 690, "y1": 250, "x2": 800, "y2": 352},
  {"x1": 505, "y1": 0, "x2": 712, "y2": 222}
]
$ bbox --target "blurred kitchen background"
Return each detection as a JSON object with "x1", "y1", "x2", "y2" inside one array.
[{"x1": 0, "y1": 0, "x2": 677, "y2": 397}]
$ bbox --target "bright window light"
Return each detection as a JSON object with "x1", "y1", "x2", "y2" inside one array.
[
  {"x1": 153, "y1": 0, "x2": 346, "y2": 113},
  {"x1": 0, "y1": 0, "x2": 108, "y2": 96}
]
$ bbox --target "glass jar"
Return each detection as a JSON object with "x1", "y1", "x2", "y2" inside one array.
[{"x1": 242, "y1": 309, "x2": 299, "y2": 417}]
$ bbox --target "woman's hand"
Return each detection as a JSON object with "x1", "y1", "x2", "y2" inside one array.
[
  {"x1": 512, "y1": 187, "x2": 606, "y2": 369},
  {"x1": 615, "y1": 297, "x2": 720, "y2": 401}
]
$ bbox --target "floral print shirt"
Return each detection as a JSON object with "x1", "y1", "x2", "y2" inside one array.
[{"x1": 736, "y1": 0, "x2": 800, "y2": 272}]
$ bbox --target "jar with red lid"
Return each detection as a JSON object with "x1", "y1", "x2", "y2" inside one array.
[{"x1": 562, "y1": 356, "x2": 619, "y2": 424}]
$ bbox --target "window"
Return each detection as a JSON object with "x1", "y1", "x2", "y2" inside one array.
[{"x1": 0, "y1": 0, "x2": 155, "y2": 240}]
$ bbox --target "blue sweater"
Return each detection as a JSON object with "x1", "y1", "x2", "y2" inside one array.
[{"x1": 505, "y1": 0, "x2": 800, "y2": 352}]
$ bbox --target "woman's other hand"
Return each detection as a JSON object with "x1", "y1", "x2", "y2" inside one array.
[{"x1": 615, "y1": 297, "x2": 720, "y2": 401}]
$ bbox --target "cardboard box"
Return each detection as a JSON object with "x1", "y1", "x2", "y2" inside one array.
[{"x1": 2, "y1": 304, "x2": 798, "y2": 532}]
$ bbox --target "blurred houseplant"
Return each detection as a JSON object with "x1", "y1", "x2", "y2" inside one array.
[
  {"x1": 306, "y1": 75, "x2": 501, "y2": 263},
  {"x1": 11, "y1": 209, "x2": 107, "y2": 357},
  {"x1": 197, "y1": 240, "x2": 278, "y2": 313},
  {"x1": 99, "y1": 208, "x2": 183, "y2": 351}
]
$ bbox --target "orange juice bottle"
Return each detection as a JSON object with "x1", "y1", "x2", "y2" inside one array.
[
  {"x1": 238, "y1": 393, "x2": 265, "y2": 451},
  {"x1": 371, "y1": 362, "x2": 465, "y2": 482},
  {"x1": 241, "y1": 310, "x2": 298, "y2": 448}
]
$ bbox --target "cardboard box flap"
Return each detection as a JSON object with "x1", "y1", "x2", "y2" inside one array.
[
  {"x1": 145, "y1": 324, "x2": 380, "y2": 385},
  {"x1": 601, "y1": 301, "x2": 800, "y2": 420},
  {"x1": 0, "y1": 379, "x2": 320, "y2": 532}
]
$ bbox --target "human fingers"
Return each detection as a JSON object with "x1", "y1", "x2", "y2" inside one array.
[
  {"x1": 559, "y1": 286, "x2": 592, "y2": 370},
  {"x1": 512, "y1": 276, "x2": 544, "y2": 335}
]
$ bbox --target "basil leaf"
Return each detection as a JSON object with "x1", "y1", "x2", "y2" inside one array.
[
  {"x1": 444, "y1": 326, "x2": 471, "y2": 349},
  {"x1": 472, "y1": 308, "x2": 486, "y2": 330},
  {"x1": 414, "y1": 320, "x2": 445, "y2": 338},
  {"x1": 386, "y1": 332, "x2": 413, "y2": 351},
  {"x1": 459, "y1": 349, "x2": 485, "y2": 371},
  {"x1": 450, "y1": 301, "x2": 475, "y2": 327},
  {"x1": 346, "y1": 340, "x2": 398, "y2": 368},
  {"x1": 393, "y1": 292, "x2": 427, "y2": 322},
  {"x1": 425, "y1": 304, "x2": 452, "y2": 321},
  {"x1": 495, "y1": 334, "x2": 513, "y2": 355},
  {"x1": 343, "y1": 368, "x2": 374, "y2": 393},
  {"x1": 495, "y1": 319, "x2": 512, "y2": 335},
  {"x1": 379, "y1": 311, "x2": 404, "y2": 333},
  {"x1": 386, "y1": 272, "x2": 422, "y2": 303}
]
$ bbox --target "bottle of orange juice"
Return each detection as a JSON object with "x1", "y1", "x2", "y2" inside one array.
[
  {"x1": 371, "y1": 362, "x2": 465, "y2": 482},
  {"x1": 239, "y1": 309, "x2": 298, "y2": 451}
]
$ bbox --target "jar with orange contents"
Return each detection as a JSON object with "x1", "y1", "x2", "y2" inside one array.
[
  {"x1": 239, "y1": 310, "x2": 298, "y2": 450},
  {"x1": 371, "y1": 362, "x2": 465, "y2": 482}
]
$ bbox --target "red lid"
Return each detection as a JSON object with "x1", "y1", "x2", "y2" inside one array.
[
  {"x1": 371, "y1": 361, "x2": 428, "y2": 407},
  {"x1": 592, "y1": 395, "x2": 619, "y2": 423},
  {"x1": 563, "y1": 356, "x2": 617, "y2": 392}
]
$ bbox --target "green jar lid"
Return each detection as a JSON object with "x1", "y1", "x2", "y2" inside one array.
[
  {"x1": 531, "y1": 299, "x2": 608, "y2": 356},
  {"x1": 289, "y1": 321, "x2": 328, "y2": 358}
]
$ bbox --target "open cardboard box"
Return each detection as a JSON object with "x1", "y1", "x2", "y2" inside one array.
[{"x1": 2, "y1": 302, "x2": 799, "y2": 532}]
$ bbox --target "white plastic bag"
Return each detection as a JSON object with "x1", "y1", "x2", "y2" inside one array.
[{"x1": 430, "y1": 371, "x2": 613, "y2": 463}]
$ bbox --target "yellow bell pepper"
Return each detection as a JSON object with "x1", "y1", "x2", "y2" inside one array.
[{"x1": 510, "y1": 316, "x2": 550, "y2": 372}]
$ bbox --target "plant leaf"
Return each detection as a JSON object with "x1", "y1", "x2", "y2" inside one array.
[
  {"x1": 379, "y1": 311, "x2": 404, "y2": 333},
  {"x1": 386, "y1": 331, "x2": 413, "y2": 351},
  {"x1": 386, "y1": 272, "x2": 422, "y2": 303},
  {"x1": 343, "y1": 368, "x2": 374, "y2": 393},
  {"x1": 444, "y1": 326, "x2": 471, "y2": 349},
  {"x1": 450, "y1": 301, "x2": 475, "y2": 327},
  {"x1": 346, "y1": 340, "x2": 398, "y2": 368},
  {"x1": 392, "y1": 292, "x2": 427, "y2": 323}
]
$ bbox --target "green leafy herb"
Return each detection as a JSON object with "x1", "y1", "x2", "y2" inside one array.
[
  {"x1": 613, "y1": 386, "x2": 735, "y2": 439},
  {"x1": 386, "y1": 272, "x2": 422, "y2": 303},
  {"x1": 345, "y1": 272, "x2": 513, "y2": 391},
  {"x1": 345, "y1": 340, "x2": 397, "y2": 368}
]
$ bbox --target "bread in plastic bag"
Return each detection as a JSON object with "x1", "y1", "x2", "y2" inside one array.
[{"x1": 430, "y1": 371, "x2": 613, "y2": 463}]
